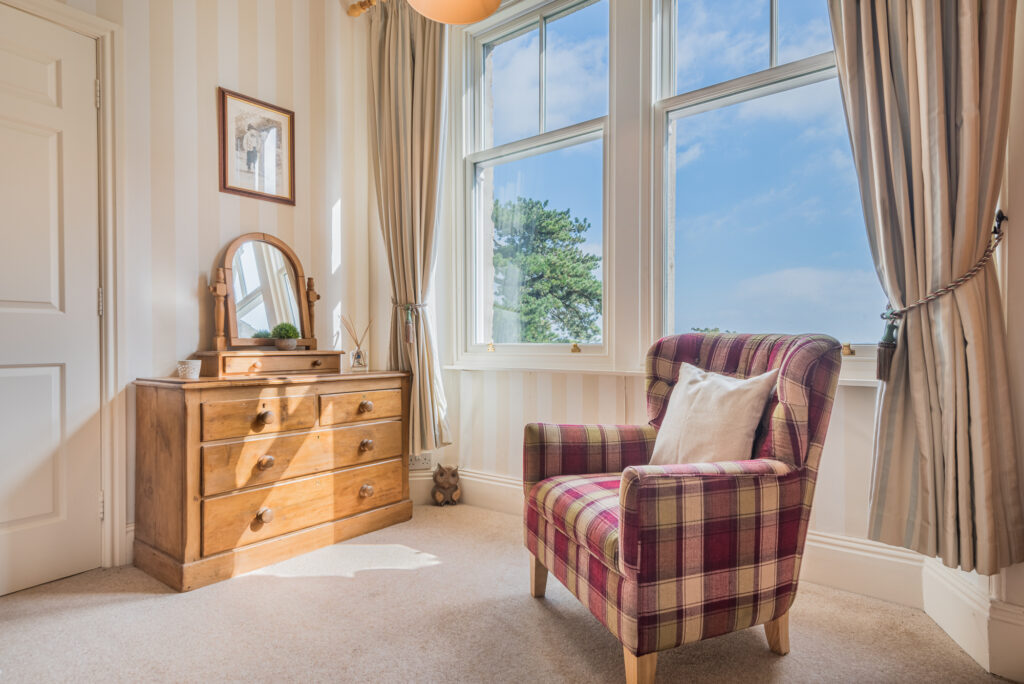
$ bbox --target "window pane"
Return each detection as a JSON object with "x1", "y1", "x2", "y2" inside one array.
[
  {"x1": 545, "y1": 0, "x2": 609, "y2": 130},
  {"x1": 484, "y1": 28, "x2": 539, "y2": 147},
  {"x1": 676, "y1": 0, "x2": 769, "y2": 94},
  {"x1": 475, "y1": 140, "x2": 604, "y2": 344},
  {"x1": 667, "y1": 79, "x2": 885, "y2": 343},
  {"x1": 778, "y1": 0, "x2": 834, "y2": 64}
]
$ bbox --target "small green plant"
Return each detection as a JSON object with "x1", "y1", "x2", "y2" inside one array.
[
  {"x1": 252, "y1": 330, "x2": 272, "y2": 339},
  {"x1": 271, "y1": 322, "x2": 300, "y2": 339}
]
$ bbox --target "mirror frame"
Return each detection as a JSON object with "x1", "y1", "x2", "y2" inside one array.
[{"x1": 213, "y1": 232, "x2": 318, "y2": 350}]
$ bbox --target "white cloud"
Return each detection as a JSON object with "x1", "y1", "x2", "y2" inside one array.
[
  {"x1": 544, "y1": 36, "x2": 608, "y2": 130},
  {"x1": 679, "y1": 266, "x2": 887, "y2": 342},
  {"x1": 676, "y1": 0, "x2": 769, "y2": 91},
  {"x1": 778, "y1": 18, "x2": 833, "y2": 63},
  {"x1": 676, "y1": 143, "x2": 704, "y2": 168},
  {"x1": 487, "y1": 33, "x2": 540, "y2": 143},
  {"x1": 736, "y1": 79, "x2": 846, "y2": 134}
]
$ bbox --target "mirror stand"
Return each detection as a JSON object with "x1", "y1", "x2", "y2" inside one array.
[{"x1": 199, "y1": 233, "x2": 342, "y2": 378}]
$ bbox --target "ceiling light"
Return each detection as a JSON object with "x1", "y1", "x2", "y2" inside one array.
[{"x1": 407, "y1": 0, "x2": 501, "y2": 24}]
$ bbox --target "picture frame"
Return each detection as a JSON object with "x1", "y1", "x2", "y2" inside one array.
[{"x1": 218, "y1": 87, "x2": 296, "y2": 205}]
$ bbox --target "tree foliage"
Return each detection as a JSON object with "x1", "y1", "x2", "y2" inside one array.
[
  {"x1": 491, "y1": 197, "x2": 602, "y2": 343},
  {"x1": 689, "y1": 327, "x2": 736, "y2": 334}
]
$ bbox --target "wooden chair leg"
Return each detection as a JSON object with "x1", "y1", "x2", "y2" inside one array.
[
  {"x1": 764, "y1": 611, "x2": 790, "y2": 655},
  {"x1": 623, "y1": 647, "x2": 657, "y2": 684},
  {"x1": 530, "y1": 554, "x2": 548, "y2": 598}
]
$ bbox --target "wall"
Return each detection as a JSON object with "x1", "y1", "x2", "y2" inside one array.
[
  {"x1": 994, "y1": 0, "x2": 1024, "y2": 673},
  {"x1": 56, "y1": 0, "x2": 386, "y2": 529}
]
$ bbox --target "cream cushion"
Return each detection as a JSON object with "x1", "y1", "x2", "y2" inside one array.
[{"x1": 650, "y1": 362, "x2": 780, "y2": 465}]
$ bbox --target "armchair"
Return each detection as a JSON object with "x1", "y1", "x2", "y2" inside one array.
[{"x1": 523, "y1": 333, "x2": 841, "y2": 683}]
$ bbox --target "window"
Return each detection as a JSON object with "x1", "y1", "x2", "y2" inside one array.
[
  {"x1": 661, "y1": 0, "x2": 884, "y2": 343},
  {"x1": 469, "y1": 0, "x2": 609, "y2": 350}
]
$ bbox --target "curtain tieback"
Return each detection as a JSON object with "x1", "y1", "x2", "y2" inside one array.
[
  {"x1": 876, "y1": 210, "x2": 1009, "y2": 381},
  {"x1": 393, "y1": 300, "x2": 427, "y2": 344}
]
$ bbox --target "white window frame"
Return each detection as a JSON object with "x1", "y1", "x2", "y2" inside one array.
[
  {"x1": 452, "y1": 0, "x2": 616, "y2": 370},
  {"x1": 651, "y1": 0, "x2": 879, "y2": 373}
]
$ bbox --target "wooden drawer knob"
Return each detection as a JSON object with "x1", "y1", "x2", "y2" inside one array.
[
  {"x1": 250, "y1": 361, "x2": 263, "y2": 371},
  {"x1": 256, "y1": 454, "x2": 275, "y2": 470},
  {"x1": 256, "y1": 507, "x2": 274, "y2": 523},
  {"x1": 359, "y1": 484, "x2": 374, "y2": 498},
  {"x1": 359, "y1": 438, "x2": 374, "y2": 452},
  {"x1": 358, "y1": 400, "x2": 374, "y2": 414},
  {"x1": 256, "y1": 410, "x2": 276, "y2": 425},
  {"x1": 312, "y1": 359, "x2": 323, "y2": 368}
]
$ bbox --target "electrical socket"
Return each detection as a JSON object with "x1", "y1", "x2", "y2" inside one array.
[{"x1": 409, "y1": 453, "x2": 433, "y2": 471}]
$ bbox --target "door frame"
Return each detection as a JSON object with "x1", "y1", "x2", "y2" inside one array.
[{"x1": 1, "y1": 0, "x2": 127, "y2": 568}]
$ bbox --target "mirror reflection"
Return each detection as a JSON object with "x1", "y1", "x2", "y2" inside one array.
[{"x1": 231, "y1": 240, "x2": 303, "y2": 338}]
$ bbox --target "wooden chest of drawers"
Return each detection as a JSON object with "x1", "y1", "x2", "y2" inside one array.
[{"x1": 133, "y1": 371, "x2": 412, "y2": 591}]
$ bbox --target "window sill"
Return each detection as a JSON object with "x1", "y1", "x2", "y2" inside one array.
[
  {"x1": 445, "y1": 352, "x2": 880, "y2": 385},
  {"x1": 443, "y1": 363, "x2": 644, "y2": 376}
]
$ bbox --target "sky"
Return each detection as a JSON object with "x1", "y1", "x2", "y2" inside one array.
[{"x1": 481, "y1": 0, "x2": 886, "y2": 345}]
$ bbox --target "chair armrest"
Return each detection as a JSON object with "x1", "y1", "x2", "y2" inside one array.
[
  {"x1": 523, "y1": 423, "x2": 657, "y2": 493},
  {"x1": 618, "y1": 460, "x2": 808, "y2": 580}
]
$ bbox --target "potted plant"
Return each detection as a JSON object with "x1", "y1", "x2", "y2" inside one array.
[{"x1": 270, "y1": 322, "x2": 300, "y2": 350}]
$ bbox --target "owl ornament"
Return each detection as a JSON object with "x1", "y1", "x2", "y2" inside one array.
[{"x1": 431, "y1": 464, "x2": 462, "y2": 506}]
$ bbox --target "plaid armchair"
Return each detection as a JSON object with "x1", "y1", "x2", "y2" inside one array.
[{"x1": 523, "y1": 333, "x2": 841, "y2": 683}]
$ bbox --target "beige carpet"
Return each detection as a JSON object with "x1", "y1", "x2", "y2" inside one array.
[{"x1": 0, "y1": 505, "x2": 996, "y2": 683}]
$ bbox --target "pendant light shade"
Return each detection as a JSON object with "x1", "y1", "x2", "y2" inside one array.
[{"x1": 407, "y1": 0, "x2": 501, "y2": 24}]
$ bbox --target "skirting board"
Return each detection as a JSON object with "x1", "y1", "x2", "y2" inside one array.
[
  {"x1": 410, "y1": 468, "x2": 523, "y2": 514},
  {"x1": 802, "y1": 530, "x2": 925, "y2": 609}
]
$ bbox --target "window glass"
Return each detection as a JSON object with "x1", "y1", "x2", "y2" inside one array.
[
  {"x1": 778, "y1": 0, "x2": 834, "y2": 64},
  {"x1": 484, "y1": 28, "x2": 540, "y2": 147},
  {"x1": 676, "y1": 0, "x2": 769, "y2": 94},
  {"x1": 667, "y1": 79, "x2": 884, "y2": 342},
  {"x1": 475, "y1": 139, "x2": 604, "y2": 344},
  {"x1": 545, "y1": 0, "x2": 609, "y2": 130}
]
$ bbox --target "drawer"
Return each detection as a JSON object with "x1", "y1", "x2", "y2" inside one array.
[
  {"x1": 201, "y1": 420, "x2": 404, "y2": 495},
  {"x1": 202, "y1": 458, "x2": 404, "y2": 555},
  {"x1": 221, "y1": 353, "x2": 341, "y2": 376},
  {"x1": 320, "y1": 389, "x2": 402, "y2": 426},
  {"x1": 201, "y1": 395, "x2": 316, "y2": 441}
]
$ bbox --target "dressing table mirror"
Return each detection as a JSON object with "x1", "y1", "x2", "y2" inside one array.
[{"x1": 198, "y1": 232, "x2": 342, "y2": 377}]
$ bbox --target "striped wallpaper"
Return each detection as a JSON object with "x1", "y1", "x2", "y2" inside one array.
[
  {"x1": 60, "y1": 0, "x2": 386, "y2": 521},
  {"x1": 75, "y1": 0, "x2": 384, "y2": 376},
  {"x1": 440, "y1": 369, "x2": 648, "y2": 479}
]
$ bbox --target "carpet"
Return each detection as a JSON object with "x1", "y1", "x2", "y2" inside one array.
[{"x1": 0, "y1": 505, "x2": 995, "y2": 682}]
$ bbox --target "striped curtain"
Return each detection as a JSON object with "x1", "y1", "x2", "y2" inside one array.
[
  {"x1": 367, "y1": 0, "x2": 452, "y2": 454},
  {"x1": 828, "y1": 0, "x2": 1024, "y2": 574}
]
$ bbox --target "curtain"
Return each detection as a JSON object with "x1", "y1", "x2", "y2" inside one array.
[
  {"x1": 828, "y1": 0, "x2": 1024, "y2": 574},
  {"x1": 367, "y1": 0, "x2": 452, "y2": 454}
]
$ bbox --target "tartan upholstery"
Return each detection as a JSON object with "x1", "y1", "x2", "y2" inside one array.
[
  {"x1": 523, "y1": 423, "x2": 657, "y2": 493},
  {"x1": 524, "y1": 333, "x2": 841, "y2": 656},
  {"x1": 527, "y1": 474, "x2": 623, "y2": 571}
]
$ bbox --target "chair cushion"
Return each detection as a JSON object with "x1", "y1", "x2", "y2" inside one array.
[
  {"x1": 650, "y1": 362, "x2": 779, "y2": 465},
  {"x1": 526, "y1": 474, "x2": 621, "y2": 571}
]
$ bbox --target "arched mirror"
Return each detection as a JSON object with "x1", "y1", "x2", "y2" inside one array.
[{"x1": 211, "y1": 233, "x2": 319, "y2": 350}]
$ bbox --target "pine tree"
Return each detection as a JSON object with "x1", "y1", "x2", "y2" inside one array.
[{"x1": 491, "y1": 197, "x2": 602, "y2": 343}]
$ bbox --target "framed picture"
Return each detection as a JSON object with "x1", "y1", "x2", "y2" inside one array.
[{"x1": 218, "y1": 87, "x2": 295, "y2": 205}]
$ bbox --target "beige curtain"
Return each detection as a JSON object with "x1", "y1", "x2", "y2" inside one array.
[
  {"x1": 828, "y1": 0, "x2": 1024, "y2": 574},
  {"x1": 367, "y1": 0, "x2": 452, "y2": 454}
]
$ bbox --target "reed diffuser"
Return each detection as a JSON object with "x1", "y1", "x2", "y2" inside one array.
[{"x1": 341, "y1": 314, "x2": 372, "y2": 370}]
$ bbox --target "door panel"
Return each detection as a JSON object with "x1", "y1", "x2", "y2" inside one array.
[{"x1": 0, "y1": 3, "x2": 101, "y2": 596}]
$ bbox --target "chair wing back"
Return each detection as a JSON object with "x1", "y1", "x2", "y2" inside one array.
[{"x1": 645, "y1": 333, "x2": 841, "y2": 469}]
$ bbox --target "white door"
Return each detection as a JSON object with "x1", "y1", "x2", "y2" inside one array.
[{"x1": 0, "y1": 3, "x2": 102, "y2": 595}]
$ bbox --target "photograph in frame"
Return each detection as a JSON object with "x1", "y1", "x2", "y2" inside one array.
[{"x1": 218, "y1": 88, "x2": 295, "y2": 205}]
